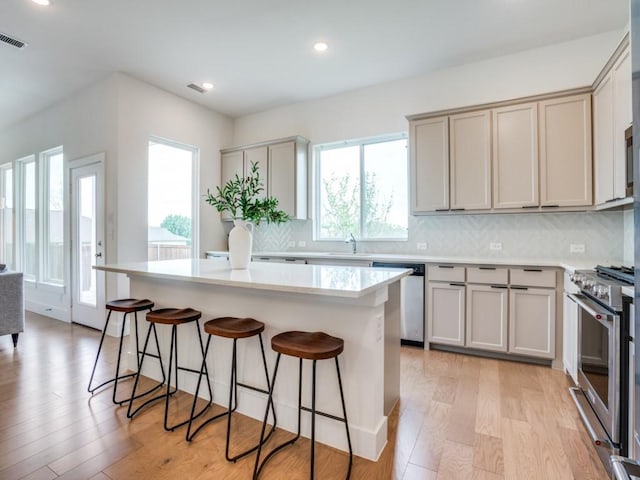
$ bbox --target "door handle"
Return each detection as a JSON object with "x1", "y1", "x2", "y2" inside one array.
[{"x1": 95, "y1": 252, "x2": 102, "y2": 258}]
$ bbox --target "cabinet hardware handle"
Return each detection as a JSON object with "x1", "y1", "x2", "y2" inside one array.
[
  {"x1": 438, "y1": 265, "x2": 454, "y2": 269},
  {"x1": 285, "y1": 259, "x2": 297, "y2": 262},
  {"x1": 541, "y1": 204, "x2": 559, "y2": 208},
  {"x1": 435, "y1": 208, "x2": 449, "y2": 212},
  {"x1": 490, "y1": 285, "x2": 508, "y2": 289},
  {"x1": 259, "y1": 257, "x2": 270, "y2": 260},
  {"x1": 449, "y1": 283, "x2": 465, "y2": 287},
  {"x1": 523, "y1": 269, "x2": 542, "y2": 272},
  {"x1": 521, "y1": 205, "x2": 539, "y2": 209},
  {"x1": 606, "y1": 197, "x2": 624, "y2": 203},
  {"x1": 479, "y1": 267, "x2": 496, "y2": 270},
  {"x1": 451, "y1": 208, "x2": 465, "y2": 211},
  {"x1": 567, "y1": 295, "x2": 577, "y2": 304},
  {"x1": 511, "y1": 286, "x2": 528, "y2": 290}
]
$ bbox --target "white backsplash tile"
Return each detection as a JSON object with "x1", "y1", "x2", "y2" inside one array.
[{"x1": 253, "y1": 210, "x2": 626, "y2": 262}]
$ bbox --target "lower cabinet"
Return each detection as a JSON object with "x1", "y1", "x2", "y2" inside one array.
[
  {"x1": 466, "y1": 284, "x2": 508, "y2": 352},
  {"x1": 563, "y1": 293, "x2": 579, "y2": 383},
  {"x1": 427, "y1": 282, "x2": 465, "y2": 346},
  {"x1": 509, "y1": 287, "x2": 556, "y2": 359}
]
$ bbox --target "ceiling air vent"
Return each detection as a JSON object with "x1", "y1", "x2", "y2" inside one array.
[
  {"x1": 0, "y1": 32, "x2": 27, "y2": 49},
  {"x1": 187, "y1": 83, "x2": 206, "y2": 94}
]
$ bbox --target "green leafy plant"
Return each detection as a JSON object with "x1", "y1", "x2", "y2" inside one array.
[{"x1": 205, "y1": 161, "x2": 290, "y2": 225}]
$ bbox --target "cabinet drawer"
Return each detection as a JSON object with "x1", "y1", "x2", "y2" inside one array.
[
  {"x1": 510, "y1": 268, "x2": 556, "y2": 288},
  {"x1": 428, "y1": 265, "x2": 465, "y2": 282},
  {"x1": 467, "y1": 266, "x2": 508, "y2": 285}
]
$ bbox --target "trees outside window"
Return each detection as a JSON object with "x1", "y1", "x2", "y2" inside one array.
[{"x1": 315, "y1": 136, "x2": 408, "y2": 240}]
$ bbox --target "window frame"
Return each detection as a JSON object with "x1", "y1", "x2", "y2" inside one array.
[
  {"x1": 15, "y1": 155, "x2": 37, "y2": 282},
  {"x1": 39, "y1": 146, "x2": 65, "y2": 286},
  {"x1": 147, "y1": 136, "x2": 200, "y2": 260},
  {"x1": 0, "y1": 163, "x2": 14, "y2": 269},
  {"x1": 313, "y1": 132, "x2": 409, "y2": 242}
]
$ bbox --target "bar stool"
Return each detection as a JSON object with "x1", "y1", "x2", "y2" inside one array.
[
  {"x1": 127, "y1": 307, "x2": 213, "y2": 431},
  {"x1": 253, "y1": 331, "x2": 353, "y2": 480},
  {"x1": 186, "y1": 317, "x2": 277, "y2": 462},
  {"x1": 87, "y1": 298, "x2": 155, "y2": 405}
]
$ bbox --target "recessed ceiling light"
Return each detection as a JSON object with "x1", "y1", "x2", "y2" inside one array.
[
  {"x1": 32, "y1": 0, "x2": 52, "y2": 6},
  {"x1": 202, "y1": 82, "x2": 214, "y2": 90},
  {"x1": 313, "y1": 42, "x2": 328, "y2": 53}
]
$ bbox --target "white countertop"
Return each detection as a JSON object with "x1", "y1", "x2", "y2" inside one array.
[
  {"x1": 206, "y1": 250, "x2": 610, "y2": 272},
  {"x1": 95, "y1": 258, "x2": 411, "y2": 298}
]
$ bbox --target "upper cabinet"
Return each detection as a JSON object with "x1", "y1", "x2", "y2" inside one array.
[
  {"x1": 594, "y1": 40, "x2": 631, "y2": 205},
  {"x1": 409, "y1": 90, "x2": 592, "y2": 214},
  {"x1": 492, "y1": 102, "x2": 539, "y2": 209},
  {"x1": 539, "y1": 94, "x2": 592, "y2": 207},
  {"x1": 220, "y1": 136, "x2": 309, "y2": 220},
  {"x1": 410, "y1": 117, "x2": 449, "y2": 212},
  {"x1": 450, "y1": 111, "x2": 491, "y2": 210}
]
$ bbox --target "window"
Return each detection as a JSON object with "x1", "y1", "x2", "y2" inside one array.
[
  {"x1": 17, "y1": 155, "x2": 37, "y2": 280},
  {"x1": 41, "y1": 147, "x2": 64, "y2": 285},
  {"x1": 147, "y1": 138, "x2": 198, "y2": 261},
  {"x1": 315, "y1": 134, "x2": 408, "y2": 240},
  {"x1": 0, "y1": 164, "x2": 13, "y2": 268},
  {"x1": 8, "y1": 147, "x2": 65, "y2": 286}
]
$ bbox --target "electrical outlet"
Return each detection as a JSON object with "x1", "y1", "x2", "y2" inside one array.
[
  {"x1": 570, "y1": 244, "x2": 585, "y2": 253},
  {"x1": 416, "y1": 242, "x2": 427, "y2": 250},
  {"x1": 297, "y1": 241, "x2": 306, "y2": 247},
  {"x1": 490, "y1": 242, "x2": 502, "y2": 251},
  {"x1": 287, "y1": 241, "x2": 295, "y2": 248}
]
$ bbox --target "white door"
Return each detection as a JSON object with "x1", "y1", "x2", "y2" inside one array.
[{"x1": 71, "y1": 158, "x2": 105, "y2": 330}]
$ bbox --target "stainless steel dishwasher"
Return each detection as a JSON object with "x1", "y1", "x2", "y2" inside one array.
[{"x1": 372, "y1": 262, "x2": 425, "y2": 348}]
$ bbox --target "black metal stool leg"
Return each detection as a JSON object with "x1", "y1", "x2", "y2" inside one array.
[
  {"x1": 186, "y1": 335, "x2": 214, "y2": 441},
  {"x1": 111, "y1": 311, "x2": 136, "y2": 405},
  {"x1": 310, "y1": 359, "x2": 317, "y2": 480},
  {"x1": 335, "y1": 357, "x2": 353, "y2": 479},
  {"x1": 88, "y1": 309, "x2": 114, "y2": 394}
]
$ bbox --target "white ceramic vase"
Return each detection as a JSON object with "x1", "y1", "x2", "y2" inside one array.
[{"x1": 228, "y1": 219, "x2": 254, "y2": 269}]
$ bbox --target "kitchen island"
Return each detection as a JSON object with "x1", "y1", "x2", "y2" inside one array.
[{"x1": 95, "y1": 258, "x2": 410, "y2": 461}]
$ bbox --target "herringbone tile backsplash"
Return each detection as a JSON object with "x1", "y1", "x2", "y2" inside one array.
[{"x1": 253, "y1": 210, "x2": 629, "y2": 263}]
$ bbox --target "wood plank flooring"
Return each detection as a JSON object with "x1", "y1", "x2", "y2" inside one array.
[{"x1": 0, "y1": 313, "x2": 608, "y2": 479}]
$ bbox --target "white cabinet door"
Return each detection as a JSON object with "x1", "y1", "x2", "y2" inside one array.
[
  {"x1": 449, "y1": 110, "x2": 491, "y2": 210},
  {"x1": 410, "y1": 117, "x2": 449, "y2": 212},
  {"x1": 428, "y1": 282, "x2": 465, "y2": 346},
  {"x1": 492, "y1": 103, "x2": 539, "y2": 208},
  {"x1": 612, "y1": 47, "x2": 632, "y2": 200},
  {"x1": 509, "y1": 287, "x2": 556, "y2": 359},
  {"x1": 594, "y1": 74, "x2": 615, "y2": 204},
  {"x1": 539, "y1": 94, "x2": 592, "y2": 207},
  {"x1": 563, "y1": 293, "x2": 579, "y2": 384},
  {"x1": 268, "y1": 141, "x2": 296, "y2": 217},
  {"x1": 466, "y1": 284, "x2": 508, "y2": 352}
]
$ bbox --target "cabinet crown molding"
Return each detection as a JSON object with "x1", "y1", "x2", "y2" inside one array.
[
  {"x1": 405, "y1": 86, "x2": 592, "y2": 122},
  {"x1": 220, "y1": 135, "x2": 309, "y2": 154}
]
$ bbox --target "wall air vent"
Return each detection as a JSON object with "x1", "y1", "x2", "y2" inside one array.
[
  {"x1": 0, "y1": 32, "x2": 27, "y2": 49},
  {"x1": 187, "y1": 83, "x2": 206, "y2": 94}
]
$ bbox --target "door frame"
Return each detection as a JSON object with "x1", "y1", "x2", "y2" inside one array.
[{"x1": 69, "y1": 152, "x2": 106, "y2": 331}]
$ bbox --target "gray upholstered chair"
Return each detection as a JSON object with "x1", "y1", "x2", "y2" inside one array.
[{"x1": 0, "y1": 271, "x2": 24, "y2": 347}]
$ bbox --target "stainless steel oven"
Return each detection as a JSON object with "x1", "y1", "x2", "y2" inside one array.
[
  {"x1": 569, "y1": 265, "x2": 633, "y2": 474},
  {"x1": 571, "y1": 292, "x2": 621, "y2": 443}
]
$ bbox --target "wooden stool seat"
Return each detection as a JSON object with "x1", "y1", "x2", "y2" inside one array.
[
  {"x1": 271, "y1": 331, "x2": 344, "y2": 360},
  {"x1": 147, "y1": 308, "x2": 201, "y2": 325},
  {"x1": 203, "y1": 317, "x2": 265, "y2": 339},
  {"x1": 106, "y1": 298, "x2": 154, "y2": 313}
]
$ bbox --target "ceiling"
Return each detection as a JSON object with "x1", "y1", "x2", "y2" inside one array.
[{"x1": 0, "y1": 0, "x2": 629, "y2": 131}]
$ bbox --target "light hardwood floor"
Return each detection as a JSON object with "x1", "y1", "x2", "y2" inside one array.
[{"x1": 0, "y1": 313, "x2": 608, "y2": 479}]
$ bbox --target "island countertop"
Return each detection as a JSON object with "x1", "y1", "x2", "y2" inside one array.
[{"x1": 95, "y1": 258, "x2": 411, "y2": 298}]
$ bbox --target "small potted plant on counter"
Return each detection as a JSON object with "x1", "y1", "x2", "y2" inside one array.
[{"x1": 205, "y1": 161, "x2": 289, "y2": 269}]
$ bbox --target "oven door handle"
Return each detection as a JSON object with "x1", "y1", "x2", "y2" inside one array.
[{"x1": 568, "y1": 294, "x2": 615, "y2": 326}]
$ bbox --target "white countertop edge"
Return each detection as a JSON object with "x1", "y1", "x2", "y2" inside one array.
[
  {"x1": 207, "y1": 250, "x2": 622, "y2": 272},
  {"x1": 95, "y1": 260, "x2": 412, "y2": 299}
]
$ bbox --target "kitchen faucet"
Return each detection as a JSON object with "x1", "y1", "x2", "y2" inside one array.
[{"x1": 345, "y1": 233, "x2": 357, "y2": 254}]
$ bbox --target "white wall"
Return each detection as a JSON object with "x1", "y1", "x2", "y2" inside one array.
[
  {"x1": 0, "y1": 73, "x2": 234, "y2": 319},
  {"x1": 233, "y1": 30, "x2": 624, "y2": 145}
]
